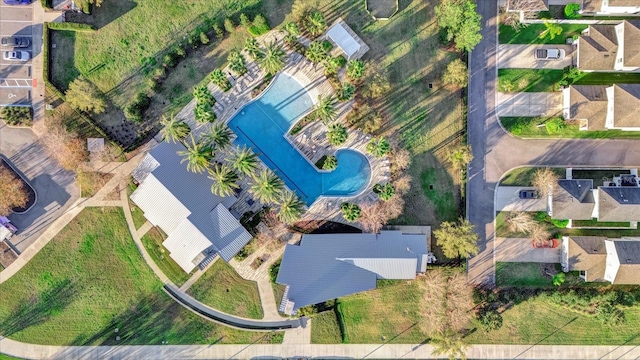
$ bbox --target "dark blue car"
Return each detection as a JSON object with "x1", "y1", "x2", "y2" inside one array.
[{"x1": 3, "y1": 0, "x2": 31, "y2": 4}]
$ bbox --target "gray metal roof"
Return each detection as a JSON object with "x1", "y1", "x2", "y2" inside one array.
[
  {"x1": 130, "y1": 141, "x2": 252, "y2": 271},
  {"x1": 276, "y1": 231, "x2": 428, "y2": 310}
]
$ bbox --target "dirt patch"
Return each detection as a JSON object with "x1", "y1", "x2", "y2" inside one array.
[{"x1": 0, "y1": 241, "x2": 18, "y2": 269}]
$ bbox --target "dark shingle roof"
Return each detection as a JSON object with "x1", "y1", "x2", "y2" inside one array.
[
  {"x1": 598, "y1": 186, "x2": 640, "y2": 222},
  {"x1": 567, "y1": 236, "x2": 607, "y2": 281},
  {"x1": 507, "y1": 0, "x2": 549, "y2": 11},
  {"x1": 552, "y1": 179, "x2": 595, "y2": 220},
  {"x1": 276, "y1": 231, "x2": 427, "y2": 310},
  {"x1": 582, "y1": 0, "x2": 603, "y2": 12},
  {"x1": 578, "y1": 25, "x2": 618, "y2": 70},
  {"x1": 568, "y1": 86, "x2": 609, "y2": 130}
]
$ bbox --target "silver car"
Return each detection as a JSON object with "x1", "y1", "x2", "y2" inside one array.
[
  {"x1": 1, "y1": 37, "x2": 30, "y2": 48},
  {"x1": 3, "y1": 51, "x2": 30, "y2": 61}
]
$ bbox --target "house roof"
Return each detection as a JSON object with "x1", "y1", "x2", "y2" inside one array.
[
  {"x1": 610, "y1": 0, "x2": 640, "y2": 5},
  {"x1": 612, "y1": 84, "x2": 640, "y2": 128},
  {"x1": 130, "y1": 141, "x2": 252, "y2": 272},
  {"x1": 276, "y1": 231, "x2": 428, "y2": 311},
  {"x1": 566, "y1": 236, "x2": 607, "y2": 281},
  {"x1": 623, "y1": 21, "x2": 640, "y2": 67},
  {"x1": 597, "y1": 186, "x2": 640, "y2": 222},
  {"x1": 506, "y1": 0, "x2": 549, "y2": 11},
  {"x1": 582, "y1": 0, "x2": 603, "y2": 12},
  {"x1": 610, "y1": 239, "x2": 640, "y2": 284},
  {"x1": 552, "y1": 179, "x2": 595, "y2": 220},
  {"x1": 568, "y1": 86, "x2": 609, "y2": 130},
  {"x1": 578, "y1": 25, "x2": 618, "y2": 70}
]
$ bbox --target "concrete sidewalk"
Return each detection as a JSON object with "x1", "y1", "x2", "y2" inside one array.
[{"x1": 4, "y1": 336, "x2": 640, "y2": 359}]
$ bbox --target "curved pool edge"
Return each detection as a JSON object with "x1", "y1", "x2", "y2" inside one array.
[{"x1": 313, "y1": 147, "x2": 374, "y2": 204}]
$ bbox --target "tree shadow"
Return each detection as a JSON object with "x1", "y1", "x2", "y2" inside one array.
[
  {"x1": 64, "y1": 0, "x2": 138, "y2": 30},
  {"x1": 0, "y1": 278, "x2": 76, "y2": 338}
]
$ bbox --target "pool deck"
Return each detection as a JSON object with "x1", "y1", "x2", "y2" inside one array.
[{"x1": 173, "y1": 31, "x2": 390, "y2": 229}]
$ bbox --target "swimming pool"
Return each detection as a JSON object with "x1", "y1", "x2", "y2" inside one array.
[{"x1": 227, "y1": 73, "x2": 371, "y2": 205}]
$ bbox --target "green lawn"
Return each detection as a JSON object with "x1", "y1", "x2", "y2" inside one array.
[
  {"x1": 418, "y1": 168, "x2": 458, "y2": 222},
  {"x1": 499, "y1": 24, "x2": 588, "y2": 44},
  {"x1": 571, "y1": 169, "x2": 630, "y2": 186},
  {"x1": 465, "y1": 292, "x2": 640, "y2": 345},
  {"x1": 496, "y1": 262, "x2": 554, "y2": 287},
  {"x1": 336, "y1": 280, "x2": 427, "y2": 343},
  {"x1": 187, "y1": 260, "x2": 264, "y2": 319},
  {"x1": 498, "y1": 69, "x2": 563, "y2": 93},
  {"x1": 499, "y1": 167, "x2": 565, "y2": 186},
  {"x1": 127, "y1": 181, "x2": 147, "y2": 229},
  {"x1": 0, "y1": 207, "x2": 282, "y2": 345},
  {"x1": 574, "y1": 72, "x2": 640, "y2": 85},
  {"x1": 571, "y1": 219, "x2": 632, "y2": 228},
  {"x1": 310, "y1": 310, "x2": 343, "y2": 344},
  {"x1": 140, "y1": 226, "x2": 191, "y2": 286},
  {"x1": 501, "y1": 117, "x2": 640, "y2": 139}
]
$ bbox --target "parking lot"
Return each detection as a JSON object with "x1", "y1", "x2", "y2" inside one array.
[{"x1": 0, "y1": 1, "x2": 33, "y2": 107}]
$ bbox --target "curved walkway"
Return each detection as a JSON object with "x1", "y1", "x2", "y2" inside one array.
[{"x1": 467, "y1": 1, "x2": 640, "y2": 285}]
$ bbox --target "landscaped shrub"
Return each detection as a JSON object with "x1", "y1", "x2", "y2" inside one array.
[
  {"x1": 373, "y1": 183, "x2": 395, "y2": 201},
  {"x1": 234, "y1": 238, "x2": 256, "y2": 261},
  {"x1": 305, "y1": 40, "x2": 327, "y2": 63},
  {"x1": 193, "y1": 85, "x2": 215, "y2": 107},
  {"x1": 199, "y1": 31, "x2": 210, "y2": 45},
  {"x1": 249, "y1": 15, "x2": 272, "y2": 36},
  {"x1": 47, "y1": 22, "x2": 95, "y2": 32},
  {"x1": 336, "y1": 82, "x2": 355, "y2": 101},
  {"x1": 224, "y1": 17, "x2": 235, "y2": 33},
  {"x1": 239, "y1": 13, "x2": 250, "y2": 27},
  {"x1": 564, "y1": 3, "x2": 581, "y2": 19},
  {"x1": 194, "y1": 102, "x2": 215, "y2": 123},
  {"x1": 321, "y1": 155, "x2": 337, "y2": 170},
  {"x1": 125, "y1": 92, "x2": 151, "y2": 123},
  {"x1": 552, "y1": 272, "x2": 565, "y2": 286},
  {"x1": 366, "y1": 136, "x2": 390, "y2": 158},
  {"x1": 340, "y1": 202, "x2": 361, "y2": 222},
  {"x1": 545, "y1": 117, "x2": 566, "y2": 134},
  {"x1": 212, "y1": 23, "x2": 224, "y2": 39},
  {"x1": 477, "y1": 308, "x2": 503, "y2": 332},
  {"x1": 269, "y1": 259, "x2": 281, "y2": 283},
  {"x1": 0, "y1": 106, "x2": 32, "y2": 126},
  {"x1": 551, "y1": 218, "x2": 569, "y2": 228},
  {"x1": 535, "y1": 211, "x2": 550, "y2": 223},
  {"x1": 228, "y1": 51, "x2": 247, "y2": 75},
  {"x1": 326, "y1": 123, "x2": 348, "y2": 146},
  {"x1": 187, "y1": 32, "x2": 200, "y2": 49},
  {"x1": 162, "y1": 53, "x2": 178, "y2": 68},
  {"x1": 210, "y1": 69, "x2": 232, "y2": 92}
]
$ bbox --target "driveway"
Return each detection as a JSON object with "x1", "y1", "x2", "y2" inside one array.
[
  {"x1": 497, "y1": 44, "x2": 574, "y2": 69},
  {"x1": 496, "y1": 92, "x2": 563, "y2": 117},
  {"x1": 495, "y1": 237, "x2": 561, "y2": 263},
  {"x1": 0, "y1": 121, "x2": 78, "y2": 253},
  {"x1": 496, "y1": 186, "x2": 548, "y2": 212}
]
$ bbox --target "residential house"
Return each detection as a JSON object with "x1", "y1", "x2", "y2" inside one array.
[
  {"x1": 130, "y1": 141, "x2": 252, "y2": 273},
  {"x1": 276, "y1": 230, "x2": 431, "y2": 315},
  {"x1": 576, "y1": 21, "x2": 640, "y2": 71},
  {"x1": 551, "y1": 173, "x2": 640, "y2": 221},
  {"x1": 562, "y1": 236, "x2": 640, "y2": 284},
  {"x1": 581, "y1": 0, "x2": 640, "y2": 15},
  {"x1": 562, "y1": 84, "x2": 640, "y2": 130}
]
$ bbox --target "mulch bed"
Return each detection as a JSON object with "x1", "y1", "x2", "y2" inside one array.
[{"x1": 0, "y1": 158, "x2": 36, "y2": 213}]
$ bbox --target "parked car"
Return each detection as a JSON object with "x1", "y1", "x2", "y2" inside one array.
[
  {"x1": 1, "y1": 37, "x2": 30, "y2": 48},
  {"x1": 533, "y1": 238, "x2": 559, "y2": 249},
  {"x1": 2, "y1": 51, "x2": 30, "y2": 61},
  {"x1": 3, "y1": 0, "x2": 31, "y2": 4},
  {"x1": 519, "y1": 189, "x2": 539, "y2": 199},
  {"x1": 535, "y1": 48, "x2": 565, "y2": 60}
]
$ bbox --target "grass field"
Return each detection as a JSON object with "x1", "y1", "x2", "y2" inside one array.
[
  {"x1": 498, "y1": 69, "x2": 563, "y2": 92},
  {"x1": 501, "y1": 117, "x2": 640, "y2": 139},
  {"x1": 499, "y1": 24, "x2": 588, "y2": 44},
  {"x1": 140, "y1": 226, "x2": 191, "y2": 286},
  {"x1": 465, "y1": 292, "x2": 640, "y2": 345},
  {"x1": 126, "y1": 182, "x2": 147, "y2": 229},
  {"x1": 0, "y1": 207, "x2": 282, "y2": 345},
  {"x1": 499, "y1": 167, "x2": 565, "y2": 186},
  {"x1": 571, "y1": 218, "x2": 632, "y2": 228},
  {"x1": 187, "y1": 260, "x2": 264, "y2": 319},
  {"x1": 310, "y1": 310, "x2": 343, "y2": 344}
]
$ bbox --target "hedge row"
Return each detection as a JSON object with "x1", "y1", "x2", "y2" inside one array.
[{"x1": 47, "y1": 22, "x2": 96, "y2": 32}]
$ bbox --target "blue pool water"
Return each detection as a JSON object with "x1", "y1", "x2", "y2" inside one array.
[{"x1": 228, "y1": 73, "x2": 371, "y2": 205}]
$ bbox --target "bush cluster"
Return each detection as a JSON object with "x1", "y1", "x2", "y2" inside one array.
[
  {"x1": 0, "y1": 106, "x2": 32, "y2": 126},
  {"x1": 125, "y1": 93, "x2": 151, "y2": 123},
  {"x1": 193, "y1": 85, "x2": 216, "y2": 123}
]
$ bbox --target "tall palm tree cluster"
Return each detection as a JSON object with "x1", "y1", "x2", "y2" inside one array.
[{"x1": 171, "y1": 121, "x2": 306, "y2": 224}]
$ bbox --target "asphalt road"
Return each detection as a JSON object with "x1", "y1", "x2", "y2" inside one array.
[
  {"x1": 0, "y1": 1, "x2": 33, "y2": 107},
  {"x1": 466, "y1": 1, "x2": 640, "y2": 286}
]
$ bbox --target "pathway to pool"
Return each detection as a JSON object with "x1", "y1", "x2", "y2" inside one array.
[{"x1": 174, "y1": 31, "x2": 390, "y2": 226}]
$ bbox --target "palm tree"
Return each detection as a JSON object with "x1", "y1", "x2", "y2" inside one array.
[
  {"x1": 178, "y1": 135, "x2": 213, "y2": 173},
  {"x1": 203, "y1": 121, "x2": 233, "y2": 151},
  {"x1": 227, "y1": 51, "x2": 247, "y2": 75},
  {"x1": 244, "y1": 37, "x2": 262, "y2": 60},
  {"x1": 305, "y1": 11, "x2": 327, "y2": 36},
  {"x1": 366, "y1": 136, "x2": 390, "y2": 158},
  {"x1": 227, "y1": 145, "x2": 259, "y2": 176},
  {"x1": 284, "y1": 21, "x2": 300, "y2": 35},
  {"x1": 209, "y1": 68, "x2": 231, "y2": 92},
  {"x1": 305, "y1": 40, "x2": 327, "y2": 63},
  {"x1": 346, "y1": 59, "x2": 365, "y2": 80},
  {"x1": 208, "y1": 163, "x2": 240, "y2": 197},
  {"x1": 259, "y1": 42, "x2": 286, "y2": 75},
  {"x1": 312, "y1": 95, "x2": 337, "y2": 124},
  {"x1": 326, "y1": 123, "x2": 347, "y2": 146},
  {"x1": 430, "y1": 329, "x2": 467, "y2": 360},
  {"x1": 539, "y1": 20, "x2": 563, "y2": 40},
  {"x1": 249, "y1": 169, "x2": 284, "y2": 204},
  {"x1": 277, "y1": 190, "x2": 306, "y2": 224},
  {"x1": 159, "y1": 114, "x2": 190, "y2": 143},
  {"x1": 446, "y1": 145, "x2": 473, "y2": 172}
]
